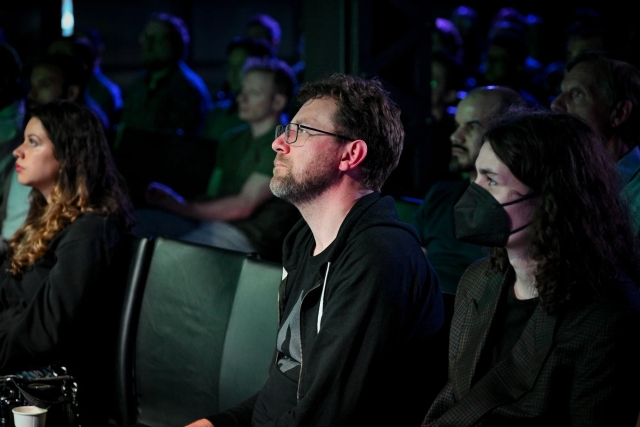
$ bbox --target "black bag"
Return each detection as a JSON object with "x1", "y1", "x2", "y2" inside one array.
[{"x1": 0, "y1": 372, "x2": 79, "y2": 427}]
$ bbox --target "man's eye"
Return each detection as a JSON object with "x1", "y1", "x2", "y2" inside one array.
[{"x1": 487, "y1": 177, "x2": 497, "y2": 186}]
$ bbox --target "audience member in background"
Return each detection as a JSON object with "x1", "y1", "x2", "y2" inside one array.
[
  {"x1": 432, "y1": 17, "x2": 464, "y2": 65},
  {"x1": 386, "y1": 50, "x2": 465, "y2": 199},
  {"x1": 413, "y1": 86, "x2": 525, "y2": 296},
  {"x1": 551, "y1": 51, "x2": 640, "y2": 236},
  {"x1": 450, "y1": 5, "x2": 482, "y2": 78},
  {"x1": 56, "y1": 27, "x2": 123, "y2": 129},
  {"x1": 565, "y1": 23, "x2": 612, "y2": 62},
  {"x1": 0, "y1": 43, "x2": 26, "y2": 256},
  {"x1": 28, "y1": 53, "x2": 109, "y2": 132},
  {"x1": 186, "y1": 71, "x2": 445, "y2": 427},
  {"x1": 201, "y1": 36, "x2": 274, "y2": 142},
  {"x1": 117, "y1": 13, "x2": 212, "y2": 145},
  {"x1": 134, "y1": 57, "x2": 298, "y2": 262},
  {"x1": 245, "y1": 13, "x2": 281, "y2": 54},
  {"x1": 47, "y1": 32, "x2": 123, "y2": 131},
  {"x1": 481, "y1": 28, "x2": 542, "y2": 105},
  {"x1": 424, "y1": 110, "x2": 640, "y2": 426},
  {"x1": 0, "y1": 52, "x2": 109, "y2": 254},
  {"x1": 0, "y1": 100, "x2": 134, "y2": 426},
  {"x1": 0, "y1": 43, "x2": 25, "y2": 187}
]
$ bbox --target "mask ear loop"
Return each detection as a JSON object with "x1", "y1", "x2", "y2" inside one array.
[
  {"x1": 503, "y1": 192, "x2": 537, "y2": 235},
  {"x1": 509, "y1": 221, "x2": 532, "y2": 235}
]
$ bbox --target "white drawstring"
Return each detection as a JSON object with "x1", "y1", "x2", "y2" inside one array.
[{"x1": 317, "y1": 262, "x2": 331, "y2": 333}]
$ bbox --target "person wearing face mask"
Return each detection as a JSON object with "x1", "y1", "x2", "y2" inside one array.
[{"x1": 423, "y1": 109, "x2": 640, "y2": 426}]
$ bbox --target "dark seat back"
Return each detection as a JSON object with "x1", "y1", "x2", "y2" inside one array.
[
  {"x1": 114, "y1": 237, "x2": 281, "y2": 427},
  {"x1": 112, "y1": 234, "x2": 155, "y2": 427}
]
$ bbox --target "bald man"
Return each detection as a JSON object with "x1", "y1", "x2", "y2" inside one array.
[{"x1": 413, "y1": 86, "x2": 526, "y2": 295}]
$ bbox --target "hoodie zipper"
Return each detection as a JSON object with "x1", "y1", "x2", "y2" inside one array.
[{"x1": 296, "y1": 261, "x2": 331, "y2": 401}]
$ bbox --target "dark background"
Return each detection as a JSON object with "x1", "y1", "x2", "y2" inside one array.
[{"x1": 1, "y1": 0, "x2": 633, "y2": 104}]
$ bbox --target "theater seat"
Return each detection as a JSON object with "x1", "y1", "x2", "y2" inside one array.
[{"x1": 113, "y1": 237, "x2": 282, "y2": 427}]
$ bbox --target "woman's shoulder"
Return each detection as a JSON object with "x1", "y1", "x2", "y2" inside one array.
[
  {"x1": 457, "y1": 256, "x2": 494, "y2": 298},
  {"x1": 53, "y1": 212, "x2": 121, "y2": 245}
]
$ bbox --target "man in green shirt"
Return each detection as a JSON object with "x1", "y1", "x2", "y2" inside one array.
[{"x1": 134, "y1": 56, "x2": 299, "y2": 262}]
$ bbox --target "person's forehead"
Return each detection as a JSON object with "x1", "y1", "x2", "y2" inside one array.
[
  {"x1": 228, "y1": 48, "x2": 248, "y2": 64},
  {"x1": 293, "y1": 97, "x2": 338, "y2": 127},
  {"x1": 487, "y1": 45, "x2": 509, "y2": 59},
  {"x1": 568, "y1": 35, "x2": 604, "y2": 52},
  {"x1": 145, "y1": 20, "x2": 171, "y2": 35},
  {"x1": 564, "y1": 62, "x2": 600, "y2": 87},
  {"x1": 431, "y1": 61, "x2": 447, "y2": 79},
  {"x1": 456, "y1": 95, "x2": 495, "y2": 122},
  {"x1": 477, "y1": 143, "x2": 510, "y2": 175},
  {"x1": 31, "y1": 64, "x2": 62, "y2": 82},
  {"x1": 242, "y1": 70, "x2": 274, "y2": 88}
]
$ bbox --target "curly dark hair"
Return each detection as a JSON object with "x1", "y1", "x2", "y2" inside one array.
[
  {"x1": 485, "y1": 109, "x2": 639, "y2": 314},
  {"x1": 296, "y1": 73, "x2": 404, "y2": 191},
  {"x1": 8, "y1": 100, "x2": 134, "y2": 275}
]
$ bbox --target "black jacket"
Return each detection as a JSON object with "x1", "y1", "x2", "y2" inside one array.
[
  {"x1": 208, "y1": 192, "x2": 447, "y2": 426},
  {"x1": 0, "y1": 213, "x2": 127, "y2": 426},
  {"x1": 424, "y1": 257, "x2": 640, "y2": 426}
]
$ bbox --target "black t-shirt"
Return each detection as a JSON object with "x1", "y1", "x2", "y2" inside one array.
[
  {"x1": 473, "y1": 283, "x2": 539, "y2": 384},
  {"x1": 252, "y1": 239, "x2": 333, "y2": 424}
]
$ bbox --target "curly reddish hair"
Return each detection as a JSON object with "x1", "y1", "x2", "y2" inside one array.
[{"x1": 8, "y1": 100, "x2": 133, "y2": 275}]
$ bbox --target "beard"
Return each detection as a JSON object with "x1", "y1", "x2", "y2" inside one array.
[
  {"x1": 270, "y1": 154, "x2": 337, "y2": 205},
  {"x1": 449, "y1": 154, "x2": 475, "y2": 174}
]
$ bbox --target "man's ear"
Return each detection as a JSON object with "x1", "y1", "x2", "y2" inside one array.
[
  {"x1": 610, "y1": 100, "x2": 633, "y2": 128},
  {"x1": 338, "y1": 139, "x2": 367, "y2": 172},
  {"x1": 272, "y1": 93, "x2": 287, "y2": 114},
  {"x1": 66, "y1": 84, "x2": 81, "y2": 102}
]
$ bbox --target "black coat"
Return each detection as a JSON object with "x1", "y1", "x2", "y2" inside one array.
[
  {"x1": 424, "y1": 257, "x2": 640, "y2": 426},
  {"x1": 0, "y1": 213, "x2": 126, "y2": 426}
]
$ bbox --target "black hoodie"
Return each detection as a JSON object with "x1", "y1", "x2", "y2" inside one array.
[{"x1": 207, "y1": 192, "x2": 447, "y2": 426}]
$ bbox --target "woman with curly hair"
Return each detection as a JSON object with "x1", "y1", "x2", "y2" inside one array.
[
  {"x1": 424, "y1": 109, "x2": 640, "y2": 426},
  {"x1": 0, "y1": 100, "x2": 133, "y2": 425}
]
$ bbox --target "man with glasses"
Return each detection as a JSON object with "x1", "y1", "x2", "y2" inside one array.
[
  {"x1": 135, "y1": 56, "x2": 299, "y2": 262},
  {"x1": 186, "y1": 73, "x2": 446, "y2": 427}
]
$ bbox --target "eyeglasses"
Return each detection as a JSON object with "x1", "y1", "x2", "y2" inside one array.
[{"x1": 275, "y1": 123, "x2": 353, "y2": 147}]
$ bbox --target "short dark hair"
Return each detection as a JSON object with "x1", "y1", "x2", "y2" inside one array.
[
  {"x1": 226, "y1": 36, "x2": 275, "y2": 58},
  {"x1": 242, "y1": 56, "x2": 296, "y2": 101},
  {"x1": 48, "y1": 35, "x2": 97, "y2": 71},
  {"x1": 567, "y1": 51, "x2": 640, "y2": 149},
  {"x1": 485, "y1": 109, "x2": 639, "y2": 314},
  {"x1": 149, "y1": 12, "x2": 190, "y2": 61},
  {"x1": 246, "y1": 13, "x2": 281, "y2": 47},
  {"x1": 296, "y1": 74, "x2": 404, "y2": 191},
  {"x1": 35, "y1": 53, "x2": 89, "y2": 95}
]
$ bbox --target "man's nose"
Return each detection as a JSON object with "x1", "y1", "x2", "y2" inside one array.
[
  {"x1": 272, "y1": 132, "x2": 290, "y2": 153},
  {"x1": 450, "y1": 127, "x2": 463, "y2": 144},
  {"x1": 550, "y1": 94, "x2": 566, "y2": 112}
]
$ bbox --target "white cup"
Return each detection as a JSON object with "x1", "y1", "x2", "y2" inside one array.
[{"x1": 12, "y1": 406, "x2": 48, "y2": 427}]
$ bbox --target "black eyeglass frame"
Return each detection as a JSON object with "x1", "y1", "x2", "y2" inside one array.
[{"x1": 275, "y1": 123, "x2": 354, "y2": 145}]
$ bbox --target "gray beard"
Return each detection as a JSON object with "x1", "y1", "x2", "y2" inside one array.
[{"x1": 270, "y1": 171, "x2": 335, "y2": 205}]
